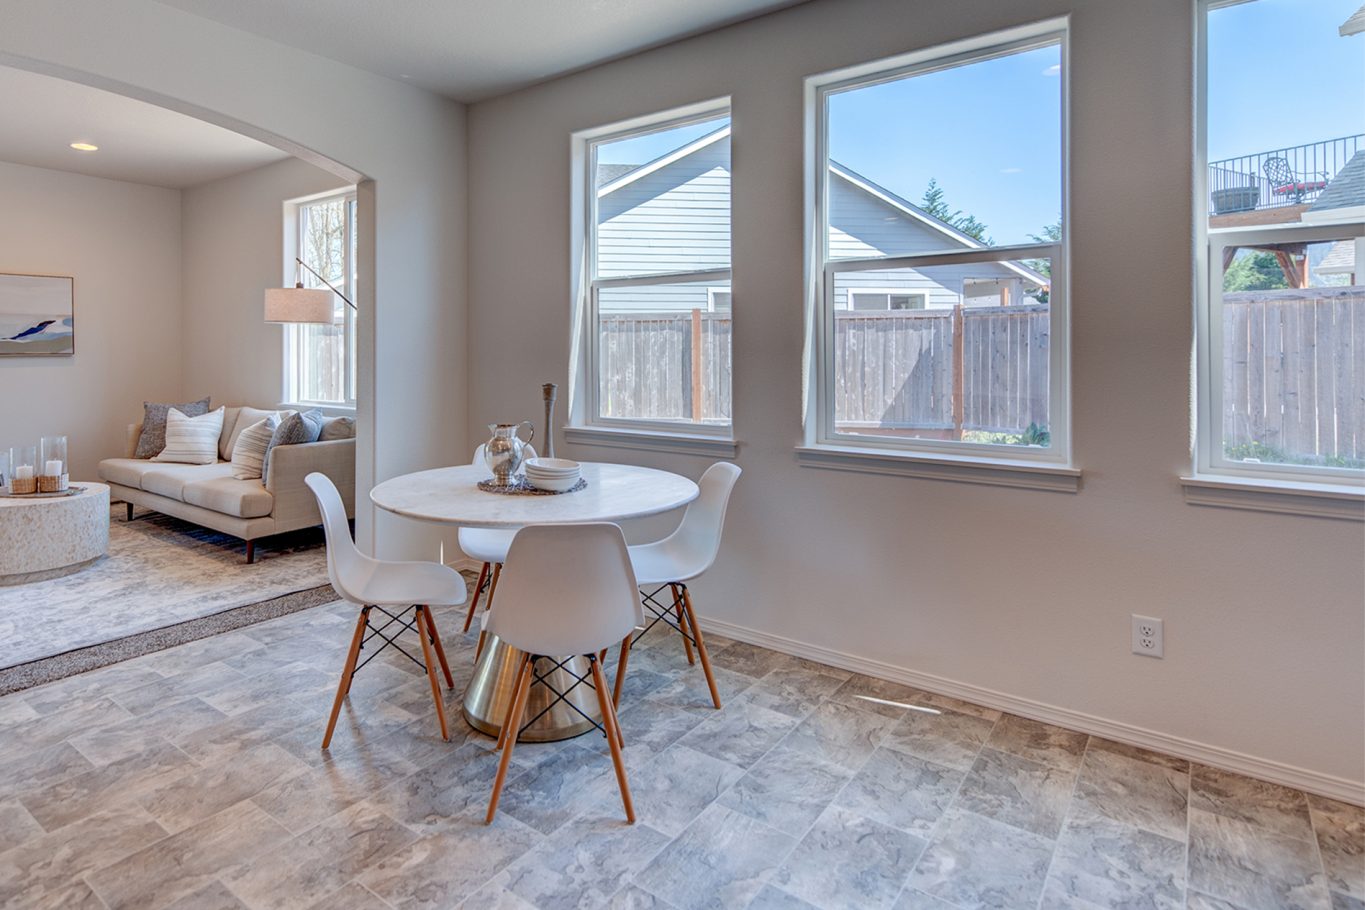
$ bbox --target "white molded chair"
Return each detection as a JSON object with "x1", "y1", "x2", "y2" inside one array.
[
  {"x1": 484, "y1": 522, "x2": 642, "y2": 825},
  {"x1": 460, "y1": 443, "x2": 536, "y2": 640},
  {"x1": 614, "y1": 461, "x2": 741, "y2": 710},
  {"x1": 305, "y1": 473, "x2": 467, "y2": 747}
]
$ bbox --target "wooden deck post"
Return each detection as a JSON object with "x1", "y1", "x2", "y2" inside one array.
[
  {"x1": 951, "y1": 304, "x2": 965, "y2": 440},
  {"x1": 690, "y1": 308, "x2": 704, "y2": 422}
]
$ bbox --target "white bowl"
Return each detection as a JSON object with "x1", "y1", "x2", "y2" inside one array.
[
  {"x1": 524, "y1": 457, "x2": 580, "y2": 474},
  {"x1": 527, "y1": 472, "x2": 581, "y2": 492}
]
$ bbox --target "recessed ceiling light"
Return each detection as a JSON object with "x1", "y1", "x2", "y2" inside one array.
[{"x1": 70, "y1": 142, "x2": 99, "y2": 152}]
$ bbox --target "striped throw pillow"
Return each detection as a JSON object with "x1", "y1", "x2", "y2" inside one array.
[
  {"x1": 230, "y1": 414, "x2": 280, "y2": 480},
  {"x1": 152, "y1": 407, "x2": 224, "y2": 465}
]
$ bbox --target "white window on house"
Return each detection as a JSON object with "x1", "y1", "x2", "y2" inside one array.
[
  {"x1": 284, "y1": 190, "x2": 357, "y2": 409},
  {"x1": 580, "y1": 104, "x2": 732, "y2": 434},
  {"x1": 849, "y1": 289, "x2": 928, "y2": 311},
  {"x1": 1196, "y1": 0, "x2": 1363, "y2": 487},
  {"x1": 810, "y1": 22, "x2": 1068, "y2": 459}
]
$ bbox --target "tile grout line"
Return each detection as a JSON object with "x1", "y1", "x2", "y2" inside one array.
[{"x1": 1030, "y1": 734, "x2": 1091, "y2": 910}]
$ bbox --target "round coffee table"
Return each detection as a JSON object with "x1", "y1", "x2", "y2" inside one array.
[
  {"x1": 0, "y1": 482, "x2": 110, "y2": 585},
  {"x1": 371, "y1": 462, "x2": 699, "y2": 742}
]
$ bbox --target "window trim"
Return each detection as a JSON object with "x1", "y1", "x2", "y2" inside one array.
[
  {"x1": 576, "y1": 100, "x2": 735, "y2": 441},
  {"x1": 805, "y1": 21, "x2": 1072, "y2": 472},
  {"x1": 282, "y1": 187, "x2": 358, "y2": 411},
  {"x1": 1193, "y1": 0, "x2": 1363, "y2": 490}
]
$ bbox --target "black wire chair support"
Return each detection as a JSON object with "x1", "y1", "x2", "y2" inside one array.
[
  {"x1": 632, "y1": 583, "x2": 697, "y2": 651},
  {"x1": 351, "y1": 604, "x2": 434, "y2": 676},
  {"x1": 512, "y1": 653, "x2": 611, "y2": 740}
]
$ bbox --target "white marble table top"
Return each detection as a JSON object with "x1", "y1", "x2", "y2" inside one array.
[{"x1": 370, "y1": 462, "x2": 698, "y2": 528}]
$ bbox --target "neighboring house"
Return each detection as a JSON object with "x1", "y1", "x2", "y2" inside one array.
[{"x1": 596, "y1": 126, "x2": 1048, "y2": 313}]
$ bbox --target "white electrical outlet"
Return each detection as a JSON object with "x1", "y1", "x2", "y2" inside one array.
[{"x1": 1131, "y1": 614, "x2": 1164, "y2": 658}]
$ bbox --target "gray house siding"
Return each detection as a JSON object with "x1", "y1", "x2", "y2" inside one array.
[{"x1": 596, "y1": 139, "x2": 1038, "y2": 313}]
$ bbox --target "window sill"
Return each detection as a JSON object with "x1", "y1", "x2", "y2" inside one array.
[
  {"x1": 1180, "y1": 475, "x2": 1364, "y2": 521},
  {"x1": 563, "y1": 425, "x2": 739, "y2": 458},
  {"x1": 795, "y1": 444, "x2": 1081, "y2": 492}
]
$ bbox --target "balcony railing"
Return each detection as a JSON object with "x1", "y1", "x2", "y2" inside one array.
[{"x1": 1208, "y1": 134, "x2": 1361, "y2": 216}]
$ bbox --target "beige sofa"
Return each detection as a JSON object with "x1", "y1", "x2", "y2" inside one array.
[{"x1": 98, "y1": 406, "x2": 355, "y2": 562}]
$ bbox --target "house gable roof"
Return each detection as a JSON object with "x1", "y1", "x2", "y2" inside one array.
[{"x1": 598, "y1": 129, "x2": 1049, "y2": 286}]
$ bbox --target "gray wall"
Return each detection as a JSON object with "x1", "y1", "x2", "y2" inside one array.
[
  {"x1": 180, "y1": 158, "x2": 348, "y2": 409},
  {"x1": 467, "y1": 0, "x2": 1365, "y2": 791},
  {"x1": 0, "y1": 161, "x2": 182, "y2": 480}
]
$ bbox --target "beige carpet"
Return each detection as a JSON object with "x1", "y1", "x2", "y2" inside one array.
[{"x1": 0, "y1": 505, "x2": 330, "y2": 675}]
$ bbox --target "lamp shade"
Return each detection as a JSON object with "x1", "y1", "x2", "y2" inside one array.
[{"x1": 264, "y1": 287, "x2": 337, "y2": 324}]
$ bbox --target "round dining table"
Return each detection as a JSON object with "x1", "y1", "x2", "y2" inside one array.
[{"x1": 370, "y1": 461, "x2": 698, "y2": 742}]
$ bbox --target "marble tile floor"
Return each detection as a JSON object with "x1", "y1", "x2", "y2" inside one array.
[{"x1": 0, "y1": 600, "x2": 1360, "y2": 910}]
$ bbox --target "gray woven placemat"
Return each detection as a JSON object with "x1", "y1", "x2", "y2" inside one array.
[{"x1": 477, "y1": 477, "x2": 588, "y2": 495}]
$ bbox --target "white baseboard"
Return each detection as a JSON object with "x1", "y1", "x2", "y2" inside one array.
[{"x1": 701, "y1": 616, "x2": 1365, "y2": 807}]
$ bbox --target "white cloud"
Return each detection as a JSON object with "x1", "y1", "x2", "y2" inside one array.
[{"x1": 1042, "y1": 63, "x2": 1061, "y2": 76}]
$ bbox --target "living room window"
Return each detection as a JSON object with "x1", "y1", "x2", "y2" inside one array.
[
  {"x1": 1195, "y1": 0, "x2": 1363, "y2": 489},
  {"x1": 577, "y1": 103, "x2": 732, "y2": 436},
  {"x1": 284, "y1": 190, "x2": 357, "y2": 409},
  {"x1": 808, "y1": 22, "x2": 1070, "y2": 465}
]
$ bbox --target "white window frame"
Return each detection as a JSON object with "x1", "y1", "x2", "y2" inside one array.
[
  {"x1": 1192, "y1": 0, "x2": 1364, "y2": 492},
  {"x1": 577, "y1": 100, "x2": 733, "y2": 442},
  {"x1": 846, "y1": 287, "x2": 929, "y2": 311},
  {"x1": 283, "y1": 188, "x2": 357, "y2": 411},
  {"x1": 706, "y1": 287, "x2": 732, "y2": 312},
  {"x1": 805, "y1": 20, "x2": 1072, "y2": 473}
]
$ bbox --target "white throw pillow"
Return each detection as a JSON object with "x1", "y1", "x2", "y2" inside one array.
[
  {"x1": 153, "y1": 407, "x2": 225, "y2": 465},
  {"x1": 230, "y1": 415, "x2": 280, "y2": 480}
]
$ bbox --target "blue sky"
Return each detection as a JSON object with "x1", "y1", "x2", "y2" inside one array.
[{"x1": 600, "y1": 1, "x2": 1362, "y2": 246}]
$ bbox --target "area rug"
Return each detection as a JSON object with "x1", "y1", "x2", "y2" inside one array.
[{"x1": 0, "y1": 506, "x2": 331, "y2": 675}]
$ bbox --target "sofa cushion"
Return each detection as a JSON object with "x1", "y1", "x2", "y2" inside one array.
[
  {"x1": 182, "y1": 475, "x2": 275, "y2": 519},
  {"x1": 217, "y1": 406, "x2": 242, "y2": 461},
  {"x1": 134, "y1": 397, "x2": 211, "y2": 459},
  {"x1": 230, "y1": 415, "x2": 280, "y2": 480},
  {"x1": 319, "y1": 416, "x2": 356, "y2": 440},
  {"x1": 141, "y1": 462, "x2": 235, "y2": 501},
  {"x1": 99, "y1": 458, "x2": 161, "y2": 490},
  {"x1": 225, "y1": 407, "x2": 289, "y2": 460}
]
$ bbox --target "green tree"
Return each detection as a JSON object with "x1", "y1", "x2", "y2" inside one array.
[
  {"x1": 1222, "y1": 251, "x2": 1288, "y2": 292},
  {"x1": 1023, "y1": 220, "x2": 1061, "y2": 303},
  {"x1": 920, "y1": 179, "x2": 991, "y2": 244}
]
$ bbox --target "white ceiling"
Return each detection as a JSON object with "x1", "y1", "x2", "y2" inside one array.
[
  {"x1": 0, "y1": 66, "x2": 289, "y2": 189},
  {"x1": 152, "y1": 0, "x2": 809, "y2": 101}
]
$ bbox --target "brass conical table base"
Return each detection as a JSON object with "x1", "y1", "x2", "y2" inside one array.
[{"x1": 462, "y1": 634, "x2": 603, "y2": 742}]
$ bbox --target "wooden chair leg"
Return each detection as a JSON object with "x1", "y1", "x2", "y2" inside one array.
[
  {"x1": 681, "y1": 587, "x2": 721, "y2": 709},
  {"x1": 591, "y1": 657, "x2": 635, "y2": 824},
  {"x1": 672, "y1": 584, "x2": 695, "y2": 665},
  {"x1": 422, "y1": 606, "x2": 455, "y2": 688},
  {"x1": 487, "y1": 656, "x2": 534, "y2": 823},
  {"x1": 474, "y1": 563, "x2": 503, "y2": 662},
  {"x1": 323, "y1": 606, "x2": 370, "y2": 749},
  {"x1": 612, "y1": 633, "x2": 632, "y2": 708},
  {"x1": 463, "y1": 562, "x2": 490, "y2": 632},
  {"x1": 415, "y1": 607, "x2": 449, "y2": 741},
  {"x1": 496, "y1": 652, "x2": 531, "y2": 752}
]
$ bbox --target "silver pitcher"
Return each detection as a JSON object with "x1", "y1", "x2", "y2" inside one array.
[{"x1": 484, "y1": 421, "x2": 535, "y2": 484}]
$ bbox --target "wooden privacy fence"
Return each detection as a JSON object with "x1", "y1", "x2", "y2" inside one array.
[
  {"x1": 1223, "y1": 288, "x2": 1364, "y2": 463},
  {"x1": 599, "y1": 312, "x2": 732, "y2": 422},
  {"x1": 834, "y1": 304, "x2": 1050, "y2": 435},
  {"x1": 599, "y1": 304, "x2": 1051, "y2": 436}
]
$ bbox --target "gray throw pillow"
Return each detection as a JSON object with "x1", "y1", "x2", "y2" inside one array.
[
  {"x1": 134, "y1": 397, "x2": 211, "y2": 459},
  {"x1": 262, "y1": 408, "x2": 324, "y2": 481},
  {"x1": 319, "y1": 416, "x2": 356, "y2": 441}
]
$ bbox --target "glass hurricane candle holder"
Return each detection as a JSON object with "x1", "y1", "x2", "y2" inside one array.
[
  {"x1": 10, "y1": 445, "x2": 37, "y2": 495},
  {"x1": 39, "y1": 436, "x2": 69, "y2": 493}
]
